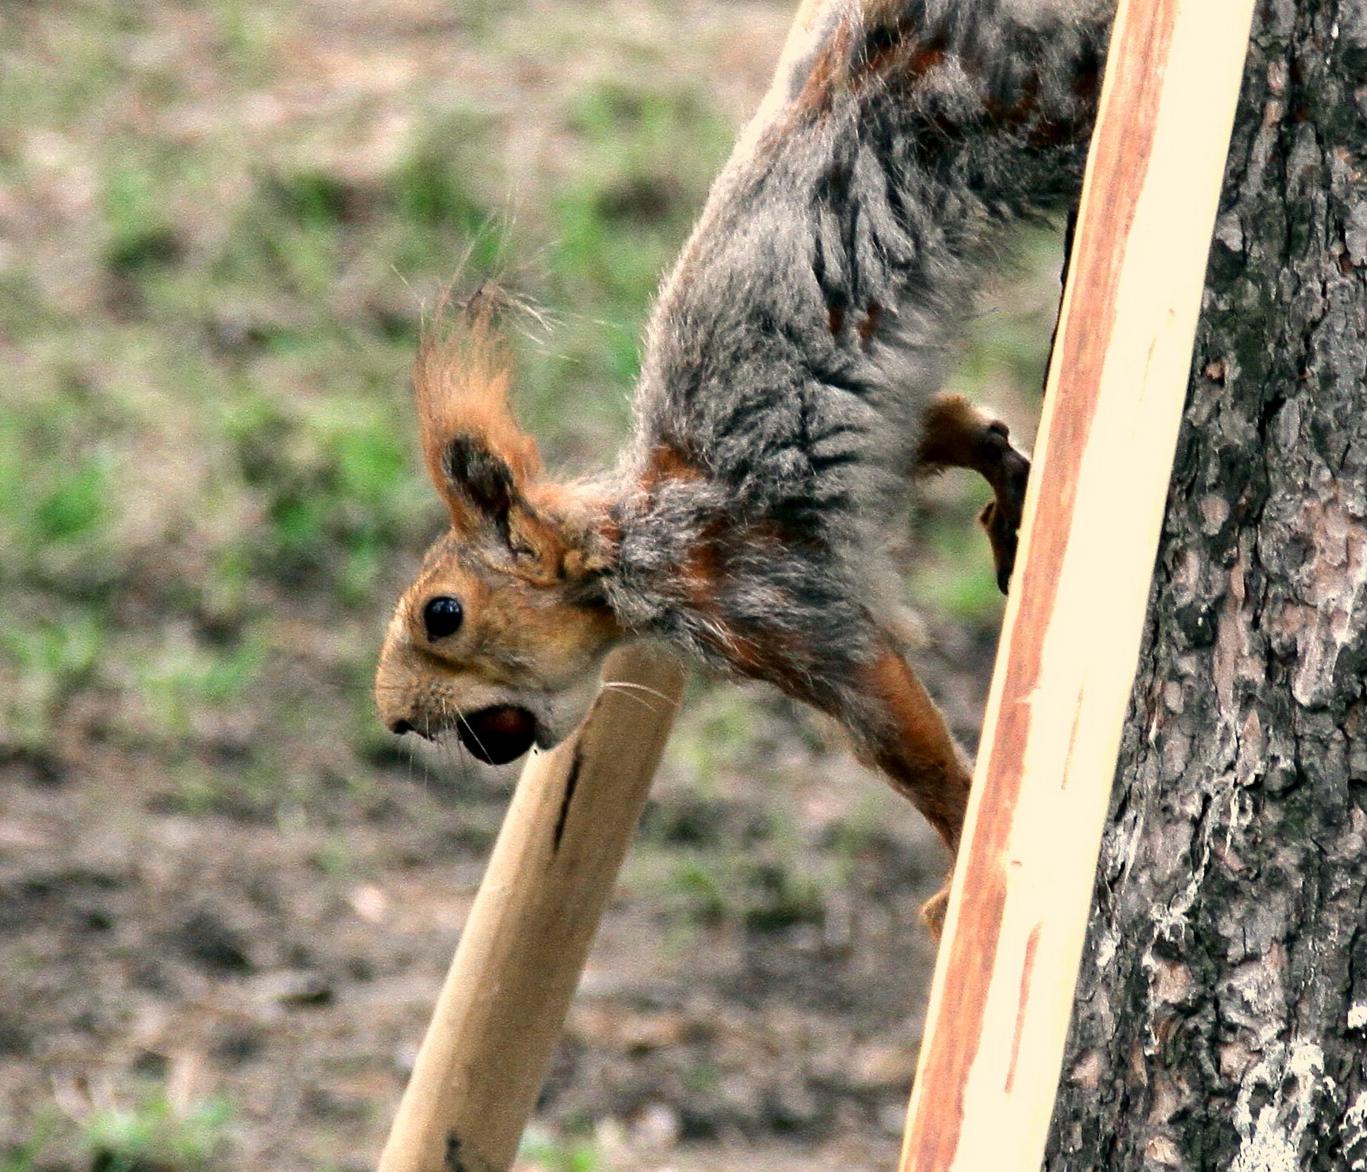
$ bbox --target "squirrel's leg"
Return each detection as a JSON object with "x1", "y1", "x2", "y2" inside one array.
[
  {"x1": 916, "y1": 392, "x2": 1031, "y2": 593},
  {"x1": 849, "y1": 641, "x2": 974, "y2": 939}
]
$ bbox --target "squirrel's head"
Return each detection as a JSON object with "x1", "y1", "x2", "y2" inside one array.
[{"x1": 375, "y1": 289, "x2": 622, "y2": 765}]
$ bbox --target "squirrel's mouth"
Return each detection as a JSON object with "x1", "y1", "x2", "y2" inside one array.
[{"x1": 456, "y1": 705, "x2": 539, "y2": 765}]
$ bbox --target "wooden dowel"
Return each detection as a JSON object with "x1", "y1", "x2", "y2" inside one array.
[
  {"x1": 898, "y1": 0, "x2": 1255, "y2": 1167},
  {"x1": 378, "y1": 644, "x2": 686, "y2": 1172}
]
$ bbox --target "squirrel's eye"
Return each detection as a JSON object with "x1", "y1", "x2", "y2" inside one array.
[{"x1": 422, "y1": 596, "x2": 464, "y2": 641}]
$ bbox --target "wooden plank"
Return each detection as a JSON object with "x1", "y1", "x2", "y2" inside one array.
[
  {"x1": 897, "y1": 0, "x2": 1255, "y2": 1167},
  {"x1": 378, "y1": 645, "x2": 685, "y2": 1172}
]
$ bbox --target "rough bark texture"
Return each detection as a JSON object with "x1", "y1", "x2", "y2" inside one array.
[{"x1": 1045, "y1": 1, "x2": 1367, "y2": 1169}]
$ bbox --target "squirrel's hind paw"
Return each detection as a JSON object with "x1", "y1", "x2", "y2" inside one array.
[{"x1": 920, "y1": 885, "x2": 950, "y2": 940}]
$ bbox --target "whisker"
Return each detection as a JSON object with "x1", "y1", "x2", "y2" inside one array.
[
  {"x1": 437, "y1": 694, "x2": 464, "y2": 778},
  {"x1": 599, "y1": 681, "x2": 666, "y2": 717},
  {"x1": 455, "y1": 712, "x2": 493, "y2": 764},
  {"x1": 430, "y1": 691, "x2": 471, "y2": 779},
  {"x1": 601, "y1": 680, "x2": 679, "y2": 708}
]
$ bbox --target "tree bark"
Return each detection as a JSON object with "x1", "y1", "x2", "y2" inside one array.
[{"x1": 1045, "y1": 1, "x2": 1367, "y2": 1169}]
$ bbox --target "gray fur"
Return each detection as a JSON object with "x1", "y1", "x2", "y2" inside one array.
[{"x1": 599, "y1": 0, "x2": 1112, "y2": 726}]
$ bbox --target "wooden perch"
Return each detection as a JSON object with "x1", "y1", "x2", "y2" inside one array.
[
  {"x1": 378, "y1": 644, "x2": 685, "y2": 1172},
  {"x1": 897, "y1": 0, "x2": 1255, "y2": 1168}
]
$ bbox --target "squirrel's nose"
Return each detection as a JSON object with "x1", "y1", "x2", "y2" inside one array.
[{"x1": 389, "y1": 718, "x2": 435, "y2": 741}]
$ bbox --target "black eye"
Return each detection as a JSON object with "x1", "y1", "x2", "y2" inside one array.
[{"x1": 422, "y1": 596, "x2": 464, "y2": 641}]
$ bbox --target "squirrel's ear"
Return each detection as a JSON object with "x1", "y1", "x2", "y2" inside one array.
[
  {"x1": 526, "y1": 478, "x2": 620, "y2": 588},
  {"x1": 414, "y1": 287, "x2": 542, "y2": 540}
]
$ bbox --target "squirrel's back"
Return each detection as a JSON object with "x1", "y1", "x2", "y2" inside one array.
[{"x1": 605, "y1": 0, "x2": 1110, "y2": 688}]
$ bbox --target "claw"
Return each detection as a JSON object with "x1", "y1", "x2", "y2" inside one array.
[
  {"x1": 978, "y1": 498, "x2": 1020, "y2": 594},
  {"x1": 977, "y1": 436, "x2": 1030, "y2": 594}
]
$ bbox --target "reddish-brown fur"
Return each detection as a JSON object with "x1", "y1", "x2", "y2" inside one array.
[
  {"x1": 856, "y1": 302, "x2": 883, "y2": 347},
  {"x1": 918, "y1": 392, "x2": 1031, "y2": 589},
  {"x1": 917, "y1": 392, "x2": 998, "y2": 472},
  {"x1": 792, "y1": 3, "x2": 953, "y2": 119},
  {"x1": 640, "y1": 441, "x2": 705, "y2": 490},
  {"x1": 792, "y1": 17, "x2": 853, "y2": 116},
  {"x1": 414, "y1": 291, "x2": 540, "y2": 537},
  {"x1": 861, "y1": 647, "x2": 973, "y2": 853},
  {"x1": 859, "y1": 645, "x2": 974, "y2": 933}
]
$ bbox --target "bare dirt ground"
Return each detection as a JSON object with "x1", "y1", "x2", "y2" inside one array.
[
  {"x1": 3, "y1": 668, "x2": 980, "y2": 1171},
  {"x1": 0, "y1": 1, "x2": 1058, "y2": 1168}
]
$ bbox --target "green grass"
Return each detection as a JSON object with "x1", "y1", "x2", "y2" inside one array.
[
  {"x1": 0, "y1": 404, "x2": 121, "y2": 592},
  {"x1": 0, "y1": 1113, "x2": 58, "y2": 1172},
  {"x1": 82, "y1": 1091, "x2": 232, "y2": 1172},
  {"x1": 137, "y1": 632, "x2": 265, "y2": 738},
  {"x1": 34, "y1": 458, "x2": 111, "y2": 542},
  {"x1": 666, "y1": 687, "x2": 764, "y2": 795},
  {"x1": 519, "y1": 1127, "x2": 602, "y2": 1172},
  {"x1": 0, "y1": 1087, "x2": 231, "y2": 1170},
  {"x1": 0, "y1": 606, "x2": 108, "y2": 751},
  {"x1": 104, "y1": 161, "x2": 182, "y2": 275},
  {"x1": 909, "y1": 495, "x2": 1009, "y2": 624},
  {"x1": 223, "y1": 389, "x2": 432, "y2": 597},
  {"x1": 654, "y1": 836, "x2": 835, "y2": 935},
  {"x1": 387, "y1": 111, "x2": 507, "y2": 275}
]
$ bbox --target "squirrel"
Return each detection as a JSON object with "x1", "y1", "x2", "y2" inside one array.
[{"x1": 375, "y1": 0, "x2": 1112, "y2": 934}]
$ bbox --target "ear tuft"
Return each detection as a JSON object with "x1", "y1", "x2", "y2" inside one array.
[{"x1": 415, "y1": 284, "x2": 543, "y2": 534}]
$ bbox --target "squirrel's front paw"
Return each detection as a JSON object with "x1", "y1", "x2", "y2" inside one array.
[{"x1": 978, "y1": 426, "x2": 1031, "y2": 594}]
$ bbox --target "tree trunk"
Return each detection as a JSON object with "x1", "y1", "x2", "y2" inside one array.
[{"x1": 1045, "y1": 1, "x2": 1367, "y2": 1168}]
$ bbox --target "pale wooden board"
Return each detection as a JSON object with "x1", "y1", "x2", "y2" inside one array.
[{"x1": 898, "y1": 0, "x2": 1256, "y2": 1167}]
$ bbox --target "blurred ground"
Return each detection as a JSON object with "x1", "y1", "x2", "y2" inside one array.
[{"x1": 0, "y1": 1, "x2": 1062, "y2": 1168}]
